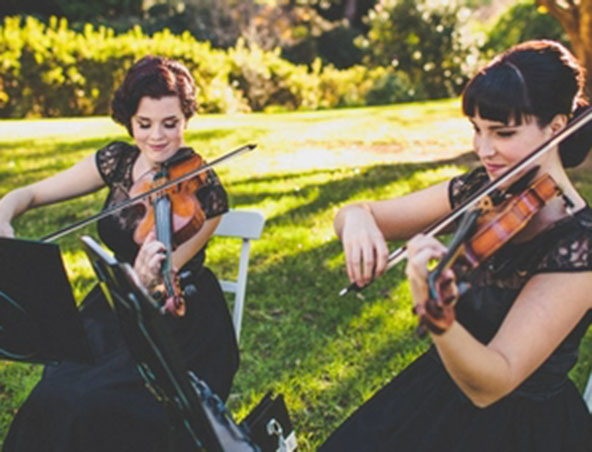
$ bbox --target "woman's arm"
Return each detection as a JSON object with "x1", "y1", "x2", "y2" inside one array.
[
  {"x1": 406, "y1": 235, "x2": 592, "y2": 408},
  {"x1": 0, "y1": 155, "x2": 105, "y2": 237},
  {"x1": 335, "y1": 180, "x2": 452, "y2": 287},
  {"x1": 434, "y1": 272, "x2": 592, "y2": 407}
]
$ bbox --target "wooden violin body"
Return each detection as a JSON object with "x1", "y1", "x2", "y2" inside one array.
[
  {"x1": 128, "y1": 149, "x2": 210, "y2": 316},
  {"x1": 437, "y1": 173, "x2": 561, "y2": 281},
  {"x1": 418, "y1": 172, "x2": 563, "y2": 336},
  {"x1": 129, "y1": 149, "x2": 209, "y2": 248}
]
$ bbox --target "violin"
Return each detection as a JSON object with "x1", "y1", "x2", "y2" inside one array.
[
  {"x1": 41, "y1": 143, "x2": 256, "y2": 242},
  {"x1": 39, "y1": 143, "x2": 257, "y2": 316},
  {"x1": 415, "y1": 170, "x2": 564, "y2": 336},
  {"x1": 128, "y1": 148, "x2": 210, "y2": 316},
  {"x1": 339, "y1": 107, "x2": 592, "y2": 298}
]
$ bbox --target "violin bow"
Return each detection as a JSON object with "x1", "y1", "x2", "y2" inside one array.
[
  {"x1": 340, "y1": 107, "x2": 592, "y2": 296},
  {"x1": 41, "y1": 143, "x2": 257, "y2": 242}
]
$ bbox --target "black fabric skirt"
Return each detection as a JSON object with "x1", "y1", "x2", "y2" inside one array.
[
  {"x1": 319, "y1": 351, "x2": 592, "y2": 452},
  {"x1": 3, "y1": 266, "x2": 239, "y2": 452}
]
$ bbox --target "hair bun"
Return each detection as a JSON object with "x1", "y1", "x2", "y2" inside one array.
[{"x1": 560, "y1": 103, "x2": 592, "y2": 168}]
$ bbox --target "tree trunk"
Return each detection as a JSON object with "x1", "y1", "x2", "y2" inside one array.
[{"x1": 536, "y1": 0, "x2": 592, "y2": 97}]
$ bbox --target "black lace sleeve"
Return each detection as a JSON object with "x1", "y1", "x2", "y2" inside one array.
[
  {"x1": 533, "y1": 210, "x2": 592, "y2": 274},
  {"x1": 95, "y1": 141, "x2": 137, "y2": 187},
  {"x1": 196, "y1": 166, "x2": 228, "y2": 218},
  {"x1": 448, "y1": 167, "x2": 489, "y2": 209}
]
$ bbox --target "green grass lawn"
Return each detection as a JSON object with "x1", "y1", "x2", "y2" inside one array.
[{"x1": 1, "y1": 99, "x2": 591, "y2": 450}]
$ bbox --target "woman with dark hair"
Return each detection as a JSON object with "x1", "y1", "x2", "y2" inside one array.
[
  {"x1": 0, "y1": 56, "x2": 239, "y2": 451},
  {"x1": 321, "y1": 40, "x2": 592, "y2": 452}
]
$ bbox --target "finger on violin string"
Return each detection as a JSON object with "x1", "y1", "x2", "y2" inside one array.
[
  {"x1": 148, "y1": 252, "x2": 165, "y2": 271},
  {"x1": 138, "y1": 236, "x2": 166, "y2": 258},
  {"x1": 406, "y1": 234, "x2": 448, "y2": 257},
  {"x1": 405, "y1": 246, "x2": 447, "y2": 282}
]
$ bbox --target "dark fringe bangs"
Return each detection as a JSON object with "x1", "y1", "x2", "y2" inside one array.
[{"x1": 462, "y1": 63, "x2": 533, "y2": 125}]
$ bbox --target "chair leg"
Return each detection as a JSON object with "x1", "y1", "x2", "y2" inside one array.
[{"x1": 584, "y1": 372, "x2": 592, "y2": 412}]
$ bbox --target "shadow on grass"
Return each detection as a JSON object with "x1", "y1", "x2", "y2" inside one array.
[
  {"x1": 218, "y1": 154, "x2": 479, "y2": 389},
  {"x1": 221, "y1": 235, "x2": 427, "y2": 448},
  {"x1": 0, "y1": 127, "x2": 256, "y2": 164},
  {"x1": 0, "y1": 136, "x2": 125, "y2": 158},
  {"x1": 228, "y1": 151, "x2": 478, "y2": 225}
]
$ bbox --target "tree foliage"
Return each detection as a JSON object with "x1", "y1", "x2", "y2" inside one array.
[
  {"x1": 0, "y1": 16, "x2": 414, "y2": 118},
  {"x1": 482, "y1": 0, "x2": 567, "y2": 57},
  {"x1": 0, "y1": 0, "x2": 143, "y2": 22},
  {"x1": 359, "y1": 0, "x2": 474, "y2": 99}
]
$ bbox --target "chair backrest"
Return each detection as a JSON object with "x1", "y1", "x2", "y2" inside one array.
[
  {"x1": 584, "y1": 370, "x2": 592, "y2": 412},
  {"x1": 213, "y1": 210, "x2": 265, "y2": 343}
]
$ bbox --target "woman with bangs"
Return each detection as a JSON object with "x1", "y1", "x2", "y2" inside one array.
[{"x1": 320, "y1": 40, "x2": 592, "y2": 452}]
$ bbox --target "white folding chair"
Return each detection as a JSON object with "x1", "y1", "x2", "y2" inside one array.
[
  {"x1": 213, "y1": 210, "x2": 266, "y2": 343},
  {"x1": 584, "y1": 371, "x2": 592, "y2": 411}
]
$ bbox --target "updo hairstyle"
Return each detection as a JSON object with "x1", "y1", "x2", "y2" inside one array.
[
  {"x1": 462, "y1": 40, "x2": 590, "y2": 168},
  {"x1": 111, "y1": 56, "x2": 197, "y2": 136}
]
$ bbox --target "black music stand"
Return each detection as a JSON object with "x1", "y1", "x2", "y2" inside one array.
[
  {"x1": 0, "y1": 237, "x2": 92, "y2": 364},
  {"x1": 79, "y1": 235, "x2": 258, "y2": 452}
]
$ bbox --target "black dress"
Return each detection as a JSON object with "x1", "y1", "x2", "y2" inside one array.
[
  {"x1": 320, "y1": 167, "x2": 592, "y2": 452},
  {"x1": 4, "y1": 142, "x2": 239, "y2": 452}
]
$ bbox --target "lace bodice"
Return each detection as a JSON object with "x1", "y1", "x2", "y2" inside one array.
[{"x1": 95, "y1": 141, "x2": 228, "y2": 265}]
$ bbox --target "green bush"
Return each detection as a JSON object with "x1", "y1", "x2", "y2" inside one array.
[
  {"x1": 365, "y1": 70, "x2": 417, "y2": 105},
  {"x1": 227, "y1": 40, "x2": 317, "y2": 112},
  {"x1": 0, "y1": 15, "x2": 465, "y2": 118},
  {"x1": 317, "y1": 64, "x2": 390, "y2": 108},
  {"x1": 0, "y1": 16, "x2": 245, "y2": 117},
  {"x1": 482, "y1": 0, "x2": 568, "y2": 58},
  {"x1": 359, "y1": 0, "x2": 473, "y2": 99}
]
